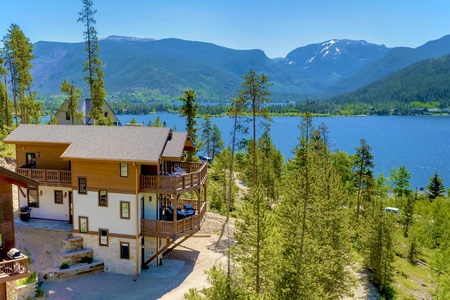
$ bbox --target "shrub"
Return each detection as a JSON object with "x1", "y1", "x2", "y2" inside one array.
[
  {"x1": 59, "y1": 261, "x2": 70, "y2": 269},
  {"x1": 80, "y1": 256, "x2": 93, "y2": 264},
  {"x1": 17, "y1": 271, "x2": 36, "y2": 286}
]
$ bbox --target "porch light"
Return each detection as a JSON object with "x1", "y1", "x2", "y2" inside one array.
[
  {"x1": 40, "y1": 190, "x2": 43, "y2": 196},
  {"x1": 149, "y1": 196, "x2": 152, "y2": 202},
  {"x1": 64, "y1": 192, "x2": 67, "y2": 198}
]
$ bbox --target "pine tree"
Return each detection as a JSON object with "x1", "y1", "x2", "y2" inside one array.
[
  {"x1": 2, "y1": 24, "x2": 38, "y2": 124},
  {"x1": 78, "y1": 0, "x2": 106, "y2": 124},
  {"x1": 180, "y1": 89, "x2": 199, "y2": 162},
  {"x1": 363, "y1": 195, "x2": 395, "y2": 296},
  {"x1": 210, "y1": 124, "x2": 224, "y2": 160},
  {"x1": 201, "y1": 115, "x2": 213, "y2": 157},
  {"x1": 60, "y1": 80, "x2": 83, "y2": 125},
  {"x1": 238, "y1": 69, "x2": 272, "y2": 187},
  {"x1": 427, "y1": 172, "x2": 445, "y2": 200},
  {"x1": 353, "y1": 139, "x2": 375, "y2": 221},
  {"x1": 274, "y1": 113, "x2": 351, "y2": 299}
]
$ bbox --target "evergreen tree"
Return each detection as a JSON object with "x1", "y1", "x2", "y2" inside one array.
[
  {"x1": 78, "y1": 0, "x2": 106, "y2": 124},
  {"x1": 427, "y1": 172, "x2": 445, "y2": 200},
  {"x1": 180, "y1": 89, "x2": 199, "y2": 162},
  {"x1": 353, "y1": 139, "x2": 375, "y2": 221},
  {"x1": 2, "y1": 24, "x2": 38, "y2": 124},
  {"x1": 238, "y1": 69, "x2": 272, "y2": 187},
  {"x1": 60, "y1": 80, "x2": 83, "y2": 125},
  {"x1": 363, "y1": 196, "x2": 395, "y2": 296},
  {"x1": 274, "y1": 113, "x2": 351, "y2": 299},
  {"x1": 233, "y1": 186, "x2": 275, "y2": 298},
  {"x1": 200, "y1": 115, "x2": 213, "y2": 157},
  {"x1": 389, "y1": 165, "x2": 411, "y2": 198},
  {"x1": 210, "y1": 124, "x2": 224, "y2": 160},
  {"x1": 402, "y1": 190, "x2": 416, "y2": 238}
]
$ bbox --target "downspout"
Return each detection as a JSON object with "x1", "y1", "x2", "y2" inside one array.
[{"x1": 134, "y1": 161, "x2": 139, "y2": 280}]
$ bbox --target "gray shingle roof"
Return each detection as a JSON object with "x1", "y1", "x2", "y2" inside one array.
[
  {"x1": 162, "y1": 132, "x2": 188, "y2": 159},
  {"x1": 4, "y1": 124, "x2": 182, "y2": 163}
]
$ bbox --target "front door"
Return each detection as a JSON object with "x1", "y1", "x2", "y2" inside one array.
[{"x1": 68, "y1": 192, "x2": 73, "y2": 224}]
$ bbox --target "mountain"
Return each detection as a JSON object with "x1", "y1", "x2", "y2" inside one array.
[
  {"x1": 329, "y1": 54, "x2": 450, "y2": 110},
  {"x1": 29, "y1": 35, "x2": 450, "y2": 102},
  {"x1": 329, "y1": 35, "x2": 450, "y2": 95}
]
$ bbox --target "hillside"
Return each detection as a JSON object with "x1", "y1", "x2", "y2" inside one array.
[
  {"x1": 328, "y1": 54, "x2": 450, "y2": 110},
  {"x1": 30, "y1": 35, "x2": 450, "y2": 103}
]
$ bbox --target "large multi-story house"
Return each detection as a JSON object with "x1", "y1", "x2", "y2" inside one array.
[
  {"x1": 55, "y1": 98, "x2": 122, "y2": 126},
  {"x1": 0, "y1": 166, "x2": 33, "y2": 299},
  {"x1": 4, "y1": 124, "x2": 207, "y2": 276}
]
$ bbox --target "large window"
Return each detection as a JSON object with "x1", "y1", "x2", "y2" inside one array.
[
  {"x1": 54, "y1": 190, "x2": 63, "y2": 204},
  {"x1": 79, "y1": 216, "x2": 88, "y2": 233},
  {"x1": 27, "y1": 188, "x2": 39, "y2": 207},
  {"x1": 78, "y1": 178, "x2": 87, "y2": 194},
  {"x1": 99, "y1": 229, "x2": 109, "y2": 246},
  {"x1": 98, "y1": 190, "x2": 108, "y2": 207},
  {"x1": 120, "y1": 242, "x2": 130, "y2": 259},
  {"x1": 120, "y1": 163, "x2": 128, "y2": 177},
  {"x1": 120, "y1": 201, "x2": 130, "y2": 219}
]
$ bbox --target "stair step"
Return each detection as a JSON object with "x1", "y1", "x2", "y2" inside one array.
[
  {"x1": 63, "y1": 236, "x2": 84, "y2": 251},
  {"x1": 60, "y1": 248, "x2": 93, "y2": 266}
]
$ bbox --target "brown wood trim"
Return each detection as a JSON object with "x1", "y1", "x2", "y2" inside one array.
[
  {"x1": 72, "y1": 231, "x2": 136, "y2": 240},
  {"x1": 70, "y1": 186, "x2": 135, "y2": 195},
  {"x1": 99, "y1": 228, "x2": 109, "y2": 247},
  {"x1": 120, "y1": 201, "x2": 131, "y2": 220}
]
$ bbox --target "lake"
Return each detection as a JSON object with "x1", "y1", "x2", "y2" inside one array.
[{"x1": 44, "y1": 114, "x2": 450, "y2": 189}]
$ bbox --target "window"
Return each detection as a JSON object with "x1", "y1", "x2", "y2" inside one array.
[
  {"x1": 27, "y1": 189, "x2": 39, "y2": 208},
  {"x1": 78, "y1": 178, "x2": 87, "y2": 194},
  {"x1": 98, "y1": 190, "x2": 108, "y2": 207},
  {"x1": 99, "y1": 229, "x2": 109, "y2": 246},
  {"x1": 120, "y1": 163, "x2": 128, "y2": 177},
  {"x1": 120, "y1": 201, "x2": 130, "y2": 219},
  {"x1": 66, "y1": 111, "x2": 70, "y2": 120},
  {"x1": 79, "y1": 216, "x2": 88, "y2": 233},
  {"x1": 26, "y1": 153, "x2": 36, "y2": 169},
  {"x1": 54, "y1": 190, "x2": 63, "y2": 204},
  {"x1": 120, "y1": 242, "x2": 130, "y2": 259}
]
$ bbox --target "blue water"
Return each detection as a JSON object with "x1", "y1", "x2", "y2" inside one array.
[{"x1": 43, "y1": 114, "x2": 450, "y2": 189}]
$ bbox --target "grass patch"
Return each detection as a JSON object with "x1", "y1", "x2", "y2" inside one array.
[
  {"x1": 59, "y1": 261, "x2": 70, "y2": 269},
  {"x1": 17, "y1": 271, "x2": 37, "y2": 286}
]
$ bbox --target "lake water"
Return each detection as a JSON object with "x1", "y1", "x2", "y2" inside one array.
[{"x1": 43, "y1": 114, "x2": 450, "y2": 189}]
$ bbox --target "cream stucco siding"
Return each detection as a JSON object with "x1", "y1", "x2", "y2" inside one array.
[
  {"x1": 73, "y1": 191, "x2": 136, "y2": 235},
  {"x1": 18, "y1": 186, "x2": 70, "y2": 221}
]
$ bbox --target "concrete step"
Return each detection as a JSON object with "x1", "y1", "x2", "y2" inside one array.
[
  {"x1": 59, "y1": 248, "x2": 93, "y2": 266},
  {"x1": 41, "y1": 261, "x2": 104, "y2": 282},
  {"x1": 63, "y1": 236, "x2": 84, "y2": 251}
]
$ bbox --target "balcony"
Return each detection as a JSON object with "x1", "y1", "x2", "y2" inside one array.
[
  {"x1": 16, "y1": 168, "x2": 71, "y2": 185},
  {"x1": 141, "y1": 200, "x2": 207, "y2": 238},
  {"x1": 0, "y1": 256, "x2": 29, "y2": 284},
  {"x1": 140, "y1": 162, "x2": 207, "y2": 194}
]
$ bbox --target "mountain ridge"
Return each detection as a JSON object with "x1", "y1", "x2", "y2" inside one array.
[{"x1": 30, "y1": 34, "x2": 450, "y2": 102}]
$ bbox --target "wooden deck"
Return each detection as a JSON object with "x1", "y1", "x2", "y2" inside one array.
[
  {"x1": 140, "y1": 201, "x2": 207, "y2": 238},
  {"x1": 0, "y1": 256, "x2": 29, "y2": 284},
  {"x1": 140, "y1": 162, "x2": 207, "y2": 194},
  {"x1": 16, "y1": 168, "x2": 71, "y2": 185}
]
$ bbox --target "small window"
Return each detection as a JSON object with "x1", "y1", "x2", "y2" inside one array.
[
  {"x1": 27, "y1": 189, "x2": 39, "y2": 208},
  {"x1": 120, "y1": 163, "x2": 128, "y2": 177},
  {"x1": 66, "y1": 111, "x2": 70, "y2": 120},
  {"x1": 99, "y1": 229, "x2": 109, "y2": 246},
  {"x1": 120, "y1": 201, "x2": 130, "y2": 219},
  {"x1": 120, "y1": 242, "x2": 130, "y2": 259},
  {"x1": 99, "y1": 190, "x2": 108, "y2": 207},
  {"x1": 78, "y1": 178, "x2": 87, "y2": 194},
  {"x1": 54, "y1": 190, "x2": 63, "y2": 204},
  {"x1": 79, "y1": 216, "x2": 88, "y2": 233}
]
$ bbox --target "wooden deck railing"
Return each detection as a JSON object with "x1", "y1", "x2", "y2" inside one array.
[
  {"x1": 141, "y1": 201, "x2": 207, "y2": 237},
  {"x1": 16, "y1": 168, "x2": 71, "y2": 184},
  {"x1": 140, "y1": 162, "x2": 207, "y2": 192},
  {"x1": 0, "y1": 256, "x2": 29, "y2": 283}
]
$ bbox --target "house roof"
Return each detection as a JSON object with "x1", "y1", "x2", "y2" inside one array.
[
  {"x1": 4, "y1": 124, "x2": 182, "y2": 163},
  {"x1": 0, "y1": 165, "x2": 40, "y2": 188},
  {"x1": 162, "y1": 132, "x2": 188, "y2": 159}
]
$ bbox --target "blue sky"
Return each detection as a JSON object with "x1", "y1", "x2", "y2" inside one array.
[{"x1": 1, "y1": 0, "x2": 449, "y2": 58}]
